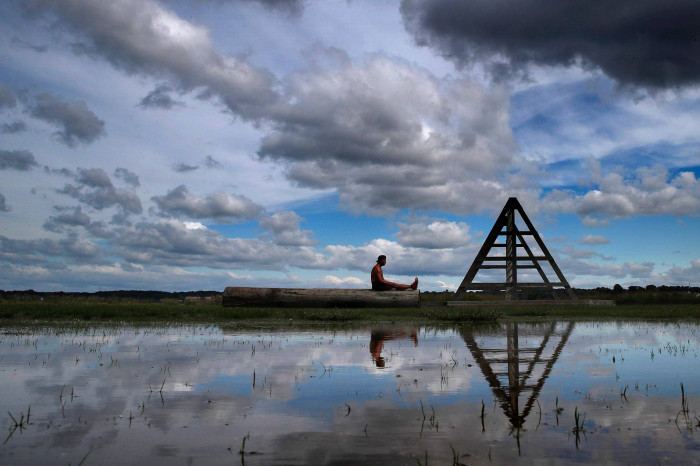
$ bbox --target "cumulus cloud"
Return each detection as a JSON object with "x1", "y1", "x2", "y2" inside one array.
[
  {"x1": 0, "y1": 150, "x2": 39, "y2": 170},
  {"x1": 57, "y1": 168, "x2": 143, "y2": 214},
  {"x1": 19, "y1": 0, "x2": 526, "y2": 216},
  {"x1": 401, "y1": 0, "x2": 700, "y2": 89},
  {"x1": 110, "y1": 219, "x2": 320, "y2": 269},
  {"x1": 258, "y1": 52, "x2": 520, "y2": 215},
  {"x1": 23, "y1": 0, "x2": 279, "y2": 120},
  {"x1": 0, "y1": 233, "x2": 101, "y2": 264},
  {"x1": 151, "y1": 185, "x2": 263, "y2": 221},
  {"x1": 76, "y1": 167, "x2": 112, "y2": 188},
  {"x1": 43, "y1": 206, "x2": 91, "y2": 233},
  {"x1": 259, "y1": 211, "x2": 316, "y2": 246},
  {"x1": 558, "y1": 257, "x2": 632, "y2": 282},
  {"x1": 396, "y1": 219, "x2": 472, "y2": 248},
  {"x1": 539, "y1": 164, "x2": 700, "y2": 220},
  {"x1": 577, "y1": 170, "x2": 700, "y2": 218},
  {"x1": 657, "y1": 259, "x2": 700, "y2": 286},
  {"x1": 28, "y1": 92, "x2": 105, "y2": 147}
]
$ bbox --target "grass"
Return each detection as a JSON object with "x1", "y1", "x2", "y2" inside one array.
[{"x1": 0, "y1": 297, "x2": 698, "y2": 325}]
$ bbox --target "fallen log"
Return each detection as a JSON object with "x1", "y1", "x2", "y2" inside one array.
[{"x1": 222, "y1": 287, "x2": 420, "y2": 308}]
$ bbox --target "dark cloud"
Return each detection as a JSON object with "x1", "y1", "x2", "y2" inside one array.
[
  {"x1": 203, "y1": 155, "x2": 223, "y2": 169},
  {"x1": 114, "y1": 167, "x2": 140, "y2": 187},
  {"x1": 24, "y1": 0, "x2": 280, "y2": 120},
  {"x1": 0, "y1": 233, "x2": 101, "y2": 264},
  {"x1": 43, "y1": 206, "x2": 91, "y2": 233},
  {"x1": 173, "y1": 162, "x2": 199, "y2": 173},
  {"x1": 76, "y1": 167, "x2": 113, "y2": 188},
  {"x1": 139, "y1": 84, "x2": 184, "y2": 109},
  {"x1": 151, "y1": 185, "x2": 264, "y2": 220},
  {"x1": 46, "y1": 167, "x2": 75, "y2": 178},
  {"x1": 57, "y1": 168, "x2": 143, "y2": 214},
  {"x1": 0, "y1": 193, "x2": 9, "y2": 212},
  {"x1": 1, "y1": 120, "x2": 27, "y2": 134},
  {"x1": 252, "y1": 0, "x2": 304, "y2": 15},
  {"x1": 29, "y1": 92, "x2": 105, "y2": 147},
  {"x1": 400, "y1": 0, "x2": 700, "y2": 89},
  {"x1": 0, "y1": 150, "x2": 39, "y2": 170},
  {"x1": 0, "y1": 82, "x2": 17, "y2": 108}
]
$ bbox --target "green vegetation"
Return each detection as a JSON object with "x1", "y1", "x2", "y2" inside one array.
[{"x1": 0, "y1": 293, "x2": 698, "y2": 324}]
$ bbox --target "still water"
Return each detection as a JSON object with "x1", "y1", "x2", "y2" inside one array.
[{"x1": 1, "y1": 321, "x2": 698, "y2": 465}]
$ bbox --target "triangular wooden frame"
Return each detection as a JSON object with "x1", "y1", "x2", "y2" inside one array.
[
  {"x1": 460, "y1": 322, "x2": 575, "y2": 429},
  {"x1": 454, "y1": 197, "x2": 577, "y2": 301}
]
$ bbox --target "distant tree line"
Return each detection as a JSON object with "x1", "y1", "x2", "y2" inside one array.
[
  {"x1": 422, "y1": 284, "x2": 700, "y2": 304},
  {"x1": 0, "y1": 289, "x2": 221, "y2": 302}
]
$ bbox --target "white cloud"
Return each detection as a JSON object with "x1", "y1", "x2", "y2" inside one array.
[
  {"x1": 320, "y1": 275, "x2": 365, "y2": 287},
  {"x1": 396, "y1": 220, "x2": 472, "y2": 248}
]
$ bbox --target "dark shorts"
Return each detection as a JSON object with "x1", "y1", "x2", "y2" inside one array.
[{"x1": 372, "y1": 282, "x2": 393, "y2": 291}]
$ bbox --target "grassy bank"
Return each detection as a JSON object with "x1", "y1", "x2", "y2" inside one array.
[{"x1": 1, "y1": 298, "x2": 699, "y2": 324}]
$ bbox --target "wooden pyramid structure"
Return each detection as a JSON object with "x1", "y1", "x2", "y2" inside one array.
[{"x1": 454, "y1": 197, "x2": 576, "y2": 301}]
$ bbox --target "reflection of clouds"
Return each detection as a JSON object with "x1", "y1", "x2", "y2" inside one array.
[{"x1": 0, "y1": 323, "x2": 698, "y2": 464}]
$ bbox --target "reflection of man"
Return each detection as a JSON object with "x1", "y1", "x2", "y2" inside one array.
[
  {"x1": 371, "y1": 255, "x2": 418, "y2": 291},
  {"x1": 370, "y1": 329, "x2": 418, "y2": 368}
]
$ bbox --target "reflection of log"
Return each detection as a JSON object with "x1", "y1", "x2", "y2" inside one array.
[{"x1": 222, "y1": 287, "x2": 420, "y2": 308}]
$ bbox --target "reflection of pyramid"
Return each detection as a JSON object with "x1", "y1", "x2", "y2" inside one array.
[
  {"x1": 461, "y1": 322, "x2": 575, "y2": 429},
  {"x1": 455, "y1": 197, "x2": 576, "y2": 301}
]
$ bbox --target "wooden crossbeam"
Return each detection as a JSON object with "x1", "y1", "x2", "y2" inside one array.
[{"x1": 454, "y1": 197, "x2": 577, "y2": 301}]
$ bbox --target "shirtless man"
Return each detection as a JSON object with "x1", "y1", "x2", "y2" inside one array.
[{"x1": 371, "y1": 255, "x2": 418, "y2": 291}]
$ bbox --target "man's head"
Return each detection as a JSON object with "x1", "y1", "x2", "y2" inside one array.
[{"x1": 376, "y1": 255, "x2": 386, "y2": 265}]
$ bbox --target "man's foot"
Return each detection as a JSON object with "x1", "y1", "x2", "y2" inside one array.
[{"x1": 411, "y1": 277, "x2": 418, "y2": 290}]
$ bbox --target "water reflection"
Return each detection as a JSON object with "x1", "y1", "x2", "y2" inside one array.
[
  {"x1": 461, "y1": 322, "x2": 574, "y2": 429},
  {"x1": 369, "y1": 328, "x2": 417, "y2": 368},
  {"x1": 0, "y1": 321, "x2": 698, "y2": 465}
]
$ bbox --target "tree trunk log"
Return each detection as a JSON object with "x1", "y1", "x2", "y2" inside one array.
[{"x1": 222, "y1": 287, "x2": 420, "y2": 308}]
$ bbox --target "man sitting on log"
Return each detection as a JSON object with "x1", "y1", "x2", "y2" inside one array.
[{"x1": 371, "y1": 255, "x2": 418, "y2": 291}]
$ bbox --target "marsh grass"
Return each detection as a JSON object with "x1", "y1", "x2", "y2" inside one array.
[{"x1": 0, "y1": 297, "x2": 698, "y2": 324}]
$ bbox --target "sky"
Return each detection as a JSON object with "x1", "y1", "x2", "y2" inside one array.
[{"x1": 0, "y1": 0, "x2": 698, "y2": 293}]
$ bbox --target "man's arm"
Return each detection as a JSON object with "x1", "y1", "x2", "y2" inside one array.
[{"x1": 373, "y1": 265, "x2": 399, "y2": 287}]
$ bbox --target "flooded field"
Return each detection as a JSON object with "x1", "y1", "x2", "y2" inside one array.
[{"x1": 1, "y1": 320, "x2": 698, "y2": 465}]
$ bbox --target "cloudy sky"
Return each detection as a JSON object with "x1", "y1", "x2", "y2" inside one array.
[{"x1": 1, "y1": 0, "x2": 698, "y2": 292}]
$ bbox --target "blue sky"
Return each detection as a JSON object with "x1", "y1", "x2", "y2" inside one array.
[{"x1": 0, "y1": 0, "x2": 698, "y2": 292}]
